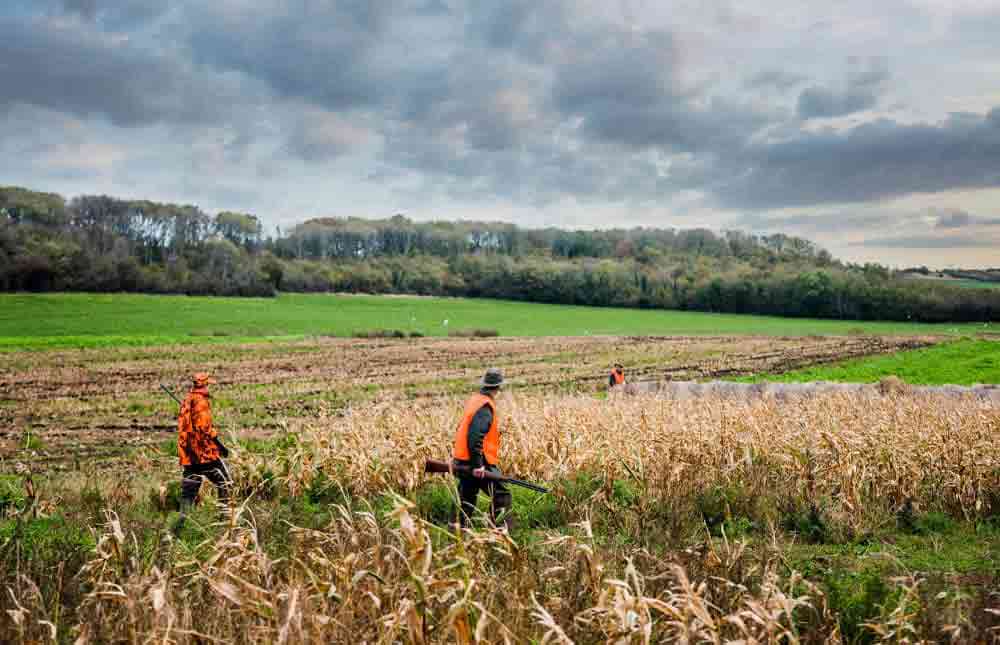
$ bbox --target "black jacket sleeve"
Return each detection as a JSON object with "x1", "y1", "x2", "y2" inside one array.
[{"x1": 466, "y1": 405, "x2": 494, "y2": 468}]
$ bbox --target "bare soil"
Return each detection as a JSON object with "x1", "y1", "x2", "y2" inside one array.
[{"x1": 0, "y1": 334, "x2": 937, "y2": 469}]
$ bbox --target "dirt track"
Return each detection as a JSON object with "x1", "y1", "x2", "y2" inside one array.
[{"x1": 0, "y1": 334, "x2": 937, "y2": 469}]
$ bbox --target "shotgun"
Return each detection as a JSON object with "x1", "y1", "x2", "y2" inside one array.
[
  {"x1": 160, "y1": 383, "x2": 183, "y2": 406},
  {"x1": 425, "y1": 459, "x2": 549, "y2": 494}
]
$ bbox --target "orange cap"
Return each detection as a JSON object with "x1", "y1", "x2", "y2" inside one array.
[{"x1": 192, "y1": 372, "x2": 216, "y2": 386}]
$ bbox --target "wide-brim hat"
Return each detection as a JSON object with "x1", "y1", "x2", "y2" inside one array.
[
  {"x1": 480, "y1": 367, "x2": 504, "y2": 388},
  {"x1": 192, "y1": 372, "x2": 217, "y2": 386}
]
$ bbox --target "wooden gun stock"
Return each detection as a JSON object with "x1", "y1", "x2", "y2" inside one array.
[{"x1": 424, "y1": 459, "x2": 549, "y2": 494}]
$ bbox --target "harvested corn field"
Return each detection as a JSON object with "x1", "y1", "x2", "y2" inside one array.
[
  {"x1": 4, "y1": 389, "x2": 1000, "y2": 642},
  {"x1": 7, "y1": 320, "x2": 1000, "y2": 642},
  {"x1": 0, "y1": 334, "x2": 934, "y2": 467}
]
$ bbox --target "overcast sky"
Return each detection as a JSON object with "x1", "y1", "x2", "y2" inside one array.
[{"x1": 2, "y1": 0, "x2": 999, "y2": 268}]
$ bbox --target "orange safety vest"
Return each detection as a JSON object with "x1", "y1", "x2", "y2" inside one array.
[
  {"x1": 452, "y1": 394, "x2": 500, "y2": 465},
  {"x1": 611, "y1": 370, "x2": 625, "y2": 385}
]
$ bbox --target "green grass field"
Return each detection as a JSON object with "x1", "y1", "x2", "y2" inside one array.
[
  {"x1": 948, "y1": 279, "x2": 1000, "y2": 290},
  {"x1": 907, "y1": 277, "x2": 1000, "y2": 290},
  {"x1": 0, "y1": 293, "x2": 992, "y2": 350},
  {"x1": 739, "y1": 338, "x2": 1000, "y2": 385}
]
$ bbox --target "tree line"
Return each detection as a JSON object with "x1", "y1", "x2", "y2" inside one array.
[{"x1": 1, "y1": 185, "x2": 997, "y2": 323}]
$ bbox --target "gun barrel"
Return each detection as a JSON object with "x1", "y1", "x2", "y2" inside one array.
[
  {"x1": 423, "y1": 459, "x2": 549, "y2": 494},
  {"x1": 504, "y1": 478, "x2": 549, "y2": 494},
  {"x1": 160, "y1": 384, "x2": 183, "y2": 407}
]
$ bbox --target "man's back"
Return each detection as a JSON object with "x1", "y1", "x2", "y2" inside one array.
[{"x1": 177, "y1": 389, "x2": 219, "y2": 465}]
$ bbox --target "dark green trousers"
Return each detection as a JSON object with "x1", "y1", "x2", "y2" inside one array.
[{"x1": 455, "y1": 464, "x2": 512, "y2": 528}]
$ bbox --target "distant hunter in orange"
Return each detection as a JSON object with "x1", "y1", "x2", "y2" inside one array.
[
  {"x1": 609, "y1": 363, "x2": 625, "y2": 389},
  {"x1": 175, "y1": 373, "x2": 231, "y2": 531}
]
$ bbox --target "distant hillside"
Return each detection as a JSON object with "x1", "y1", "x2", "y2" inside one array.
[{"x1": 1, "y1": 185, "x2": 998, "y2": 323}]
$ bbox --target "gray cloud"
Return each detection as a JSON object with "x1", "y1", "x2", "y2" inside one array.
[
  {"x1": 797, "y1": 86, "x2": 879, "y2": 119},
  {"x1": 736, "y1": 211, "x2": 904, "y2": 235},
  {"x1": 715, "y1": 109, "x2": 1000, "y2": 209},
  {"x1": 284, "y1": 109, "x2": 371, "y2": 162},
  {"x1": 550, "y1": 29, "x2": 682, "y2": 145},
  {"x1": 545, "y1": 24, "x2": 773, "y2": 156},
  {"x1": 24, "y1": 0, "x2": 169, "y2": 27},
  {"x1": 852, "y1": 234, "x2": 999, "y2": 249},
  {"x1": 934, "y1": 209, "x2": 1000, "y2": 228},
  {"x1": 797, "y1": 60, "x2": 889, "y2": 119},
  {"x1": 186, "y1": 1, "x2": 400, "y2": 112},
  {"x1": 62, "y1": 0, "x2": 97, "y2": 19},
  {"x1": 0, "y1": 15, "x2": 238, "y2": 127},
  {"x1": 936, "y1": 210, "x2": 973, "y2": 228},
  {"x1": 746, "y1": 70, "x2": 807, "y2": 91},
  {"x1": 467, "y1": 0, "x2": 569, "y2": 62}
]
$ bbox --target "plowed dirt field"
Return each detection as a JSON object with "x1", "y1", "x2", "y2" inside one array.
[{"x1": 0, "y1": 334, "x2": 935, "y2": 469}]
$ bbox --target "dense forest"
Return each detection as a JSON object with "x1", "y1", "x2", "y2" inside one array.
[{"x1": 1, "y1": 185, "x2": 997, "y2": 323}]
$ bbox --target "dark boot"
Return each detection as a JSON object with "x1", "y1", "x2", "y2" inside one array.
[
  {"x1": 172, "y1": 498, "x2": 194, "y2": 535},
  {"x1": 491, "y1": 490, "x2": 514, "y2": 532}
]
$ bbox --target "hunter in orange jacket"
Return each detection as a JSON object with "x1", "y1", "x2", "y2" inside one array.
[
  {"x1": 609, "y1": 364, "x2": 625, "y2": 388},
  {"x1": 174, "y1": 373, "x2": 231, "y2": 533},
  {"x1": 177, "y1": 376, "x2": 220, "y2": 466}
]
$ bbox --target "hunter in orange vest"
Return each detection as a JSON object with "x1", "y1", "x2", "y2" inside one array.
[
  {"x1": 452, "y1": 367, "x2": 511, "y2": 529},
  {"x1": 609, "y1": 364, "x2": 625, "y2": 388}
]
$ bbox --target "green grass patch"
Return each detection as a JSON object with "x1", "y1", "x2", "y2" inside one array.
[
  {"x1": 0, "y1": 515, "x2": 96, "y2": 565},
  {"x1": 22, "y1": 431, "x2": 47, "y2": 453},
  {"x1": 740, "y1": 338, "x2": 1000, "y2": 385},
  {"x1": 908, "y1": 277, "x2": 1000, "y2": 290},
  {"x1": 787, "y1": 519, "x2": 1000, "y2": 642},
  {"x1": 0, "y1": 292, "x2": 986, "y2": 351},
  {"x1": 0, "y1": 475, "x2": 25, "y2": 515}
]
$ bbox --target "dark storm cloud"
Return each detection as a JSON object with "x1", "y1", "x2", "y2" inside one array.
[
  {"x1": 547, "y1": 26, "x2": 770, "y2": 153},
  {"x1": 715, "y1": 108, "x2": 1000, "y2": 209},
  {"x1": 0, "y1": 15, "x2": 234, "y2": 127},
  {"x1": 552, "y1": 29, "x2": 696, "y2": 149},
  {"x1": 186, "y1": 0, "x2": 400, "y2": 111}
]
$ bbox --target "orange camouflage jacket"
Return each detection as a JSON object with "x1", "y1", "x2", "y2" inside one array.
[{"x1": 177, "y1": 387, "x2": 220, "y2": 466}]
